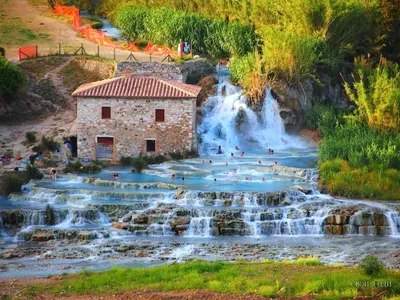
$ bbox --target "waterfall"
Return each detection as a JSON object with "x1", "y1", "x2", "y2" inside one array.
[
  {"x1": 186, "y1": 210, "x2": 212, "y2": 237},
  {"x1": 197, "y1": 68, "x2": 306, "y2": 156},
  {"x1": 23, "y1": 211, "x2": 45, "y2": 226},
  {"x1": 385, "y1": 211, "x2": 400, "y2": 236},
  {"x1": 54, "y1": 210, "x2": 105, "y2": 228}
]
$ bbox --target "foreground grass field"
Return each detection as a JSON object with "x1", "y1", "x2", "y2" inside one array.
[{"x1": 27, "y1": 259, "x2": 400, "y2": 299}]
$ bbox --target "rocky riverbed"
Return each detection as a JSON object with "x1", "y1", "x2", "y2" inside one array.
[{"x1": 1, "y1": 234, "x2": 400, "y2": 278}]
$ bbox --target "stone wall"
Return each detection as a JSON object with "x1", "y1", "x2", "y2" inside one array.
[
  {"x1": 115, "y1": 60, "x2": 216, "y2": 84},
  {"x1": 77, "y1": 97, "x2": 197, "y2": 160},
  {"x1": 116, "y1": 62, "x2": 184, "y2": 81}
]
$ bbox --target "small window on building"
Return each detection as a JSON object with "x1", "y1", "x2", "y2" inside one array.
[
  {"x1": 146, "y1": 140, "x2": 156, "y2": 152},
  {"x1": 102, "y1": 107, "x2": 111, "y2": 119},
  {"x1": 155, "y1": 109, "x2": 165, "y2": 122}
]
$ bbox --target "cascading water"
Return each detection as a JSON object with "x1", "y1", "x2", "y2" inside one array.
[
  {"x1": 385, "y1": 211, "x2": 400, "y2": 236},
  {"x1": 185, "y1": 210, "x2": 212, "y2": 237},
  {"x1": 198, "y1": 68, "x2": 307, "y2": 155}
]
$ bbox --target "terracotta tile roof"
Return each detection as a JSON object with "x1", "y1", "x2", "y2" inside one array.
[{"x1": 72, "y1": 76, "x2": 202, "y2": 99}]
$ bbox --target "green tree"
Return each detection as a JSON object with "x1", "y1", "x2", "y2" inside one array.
[{"x1": 0, "y1": 56, "x2": 26, "y2": 102}]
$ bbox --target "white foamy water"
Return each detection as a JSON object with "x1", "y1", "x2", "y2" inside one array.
[{"x1": 198, "y1": 69, "x2": 308, "y2": 156}]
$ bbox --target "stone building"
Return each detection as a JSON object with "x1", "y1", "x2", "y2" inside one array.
[{"x1": 72, "y1": 76, "x2": 202, "y2": 161}]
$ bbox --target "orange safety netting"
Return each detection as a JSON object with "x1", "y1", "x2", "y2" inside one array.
[
  {"x1": 144, "y1": 42, "x2": 155, "y2": 52},
  {"x1": 53, "y1": 3, "x2": 177, "y2": 55},
  {"x1": 18, "y1": 45, "x2": 38, "y2": 60},
  {"x1": 54, "y1": 3, "x2": 81, "y2": 30},
  {"x1": 144, "y1": 43, "x2": 174, "y2": 56}
]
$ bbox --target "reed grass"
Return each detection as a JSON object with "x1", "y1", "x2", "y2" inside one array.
[{"x1": 116, "y1": 6, "x2": 256, "y2": 58}]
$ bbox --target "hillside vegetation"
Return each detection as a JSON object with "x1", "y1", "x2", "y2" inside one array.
[
  {"x1": 65, "y1": 0, "x2": 400, "y2": 199},
  {"x1": 75, "y1": 0, "x2": 399, "y2": 75}
]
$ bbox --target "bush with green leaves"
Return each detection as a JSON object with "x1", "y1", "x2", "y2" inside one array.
[
  {"x1": 64, "y1": 160, "x2": 106, "y2": 174},
  {"x1": 1, "y1": 173, "x2": 26, "y2": 194},
  {"x1": 121, "y1": 154, "x2": 168, "y2": 173},
  {"x1": 25, "y1": 132, "x2": 37, "y2": 144},
  {"x1": 26, "y1": 164, "x2": 44, "y2": 180},
  {"x1": 304, "y1": 103, "x2": 348, "y2": 135},
  {"x1": 259, "y1": 28, "x2": 334, "y2": 82},
  {"x1": 309, "y1": 99, "x2": 400, "y2": 199},
  {"x1": 32, "y1": 136, "x2": 60, "y2": 153},
  {"x1": 0, "y1": 56, "x2": 26, "y2": 102},
  {"x1": 344, "y1": 57, "x2": 400, "y2": 133},
  {"x1": 319, "y1": 158, "x2": 400, "y2": 200},
  {"x1": 360, "y1": 255, "x2": 386, "y2": 276},
  {"x1": 1, "y1": 165, "x2": 43, "y2": 195}
]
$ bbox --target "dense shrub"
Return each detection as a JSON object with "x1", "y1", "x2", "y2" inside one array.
[
  {"x1": 116, "y1": 6, "x2": 257, "y2": 58},
  {"x1": 121, "y1": 154, "x2": 168, "y2": 173},
  {"x1": 260, "y1": 28, "x2": 334, "y2": 82},
  {"x1": 344, "y1": 57, "x2": 400, "y2": 133},
  {"x1": 230, "y1": 52, "x2": 269, "y2": 106},
  {"x1": 319, "y1": 159, "x2": 400, "y2": 200},
  {"x1": 41, "y1": 136, "x2": 60, "y2": 152},
  {"x1": 26, "y1": 165, "x2": 44, "y2": 180},
  {"x1": 326, "y1": 0, "x2": 375, "y2": 59},
  {"x1": 25, "y1": 132, "x2": 37, "y2": 144},
  {"x1": 0, "y1": 56, "x2": 26, "y2": 102},
  {"x1": 1, "y1": 165, "x2": 43, "y2": 195},
  {"x1": 360, "y1": 255, "x2": 386, "y2": 276},
  {"x1": 304, "y1": 103, "x2": 347, "y2": 135},
  {"x1": 65, "y1": 160, "x2": 106, "y2": 173},
  {"x1": 0, "y1": 46, "x2": 5, "y2": 56},
  {"x1": 311, "y1": 100, "x2": 400, "y2": 199},
  {"x1": 1, "y1": 173, "x2": 26, "y2": 194},
  {"x1": 230, "y1": 53, "x2": 256, "y2": 85},
  {"x1": 319, "y1": 123, "x2": 400, "y2": 170},
  {"x1": 32, "y1": 136, "x2": 60, "y2": 153}
]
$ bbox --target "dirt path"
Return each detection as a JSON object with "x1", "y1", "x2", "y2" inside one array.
[
  {"x1": 0, "y1": 276, "x2": 311, "y2": 300},
  {"x1": 0, "y1": 57, "x2": 76, "y2": 173},
  {"x1": 1, "y1": 0, "x2": 162, "y2": 62}
]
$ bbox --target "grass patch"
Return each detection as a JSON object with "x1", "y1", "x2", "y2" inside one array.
[
  {"x1": 60, "y1": 56, "x2": 116, "y2": 91},
  {"x1": 0, "y1": 13, "x2": 50, "y2": 46},
  {"x1": 35, "y1": 260, "x2": 400, "y2": 299}
]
